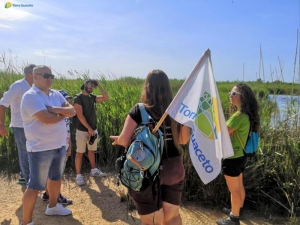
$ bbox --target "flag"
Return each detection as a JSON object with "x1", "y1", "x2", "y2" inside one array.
[{"x1": 165, "y1": 49, "x2": 234, "y2": 184}]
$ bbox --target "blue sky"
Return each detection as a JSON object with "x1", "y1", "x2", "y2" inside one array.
[{"x1": 0, "y1": 0, "x2": 299, "y2": 82}]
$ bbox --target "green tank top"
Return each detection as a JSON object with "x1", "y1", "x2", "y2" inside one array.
[{"x1": 226, "y1": 111, "x2": 250, "y2": 158}]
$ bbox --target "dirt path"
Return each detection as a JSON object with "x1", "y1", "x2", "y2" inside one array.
[{"x1": 0, "y1": 172, "x2": 281, "y2": 225}]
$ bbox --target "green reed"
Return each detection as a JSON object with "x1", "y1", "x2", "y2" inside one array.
[{"x1": 0, "y1": 69, "x2": 299, "y2": 223}]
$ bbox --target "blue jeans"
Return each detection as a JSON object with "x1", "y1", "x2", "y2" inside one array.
[
  {"x1": 11, "y1": 127, "x2": 29, "y2": 183},
  {"x1": 27, "y1": 146, "x2": 66, "y2": 190}
]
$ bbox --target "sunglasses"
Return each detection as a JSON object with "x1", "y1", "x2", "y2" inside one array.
[
  {"x1": 228, "y1": 91, "x2": 241, "y2": 97},
  {"x1": 36, "y1": 73, "x2": 55, "y2": 79}
]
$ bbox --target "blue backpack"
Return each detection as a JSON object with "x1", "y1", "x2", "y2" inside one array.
[
  {"x1": 237, "y1": 129, "x2": 259, "y2": 157},
  {"x1": 116, "y1": 103, "x2": 164, "y2": 192}
]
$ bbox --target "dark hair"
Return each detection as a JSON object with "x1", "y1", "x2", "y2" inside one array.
[
  {"x1": 81, "y1": 79, "x2": 98, "y2": 90},
  {"x1": 140, "y1": 69, "x2": 182, "y2": 150},
  {"x1": 229, "y1": 83, "x2": 260, "y2": 132}
]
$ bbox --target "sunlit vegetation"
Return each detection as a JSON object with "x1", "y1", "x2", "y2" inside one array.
[{"x1": 0, "y1": 55, "x2": 299, "y2": 224}]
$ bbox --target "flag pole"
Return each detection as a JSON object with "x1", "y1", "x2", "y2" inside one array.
[{"x1": 152, "y1": 112, "x2": 168, "y2": 133}]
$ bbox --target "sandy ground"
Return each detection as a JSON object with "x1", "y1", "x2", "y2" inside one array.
[{"x1": 0, "y1": 172, "x2": 284, "y2": 225}]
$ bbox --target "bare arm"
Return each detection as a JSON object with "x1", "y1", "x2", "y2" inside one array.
[
  {"x1": 110, "y1": 115, "x2": 138, "y2": 147},
  {"x1": 0, "y1": 105, "x2": 7, "y2": 136},
  {"x1": 178, "y1": 125, "x2": 190, "y2": 145},
  {"x1": 33, "y1": 109, "x2": 66, "y2": 124},
  {"x1": 228, "y1": 127, "x2": 234, "y2": 135},
  {"x1": 73, "y1": 103, "x2": 95, "y2": 135},
  {"x1": 66, "y1": 141, "x2": 72, "y2": 156},
  {"x1": 95, "y1": 81, "x2": 109, "y2": 103},
  {"x1": 46, "y1": 102, "x2": 76, "y2": 117}
]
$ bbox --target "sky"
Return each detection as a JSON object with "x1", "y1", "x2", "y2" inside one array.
[{"x1": 0, "y1": 0, "x2": 299, "y2": 82}]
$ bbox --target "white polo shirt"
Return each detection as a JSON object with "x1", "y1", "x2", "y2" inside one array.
[
  {"x1": 0, "y1": 78, "x2": 31, "y2": 128},
  {"x1": 21, "y1": 85, "x2": 67, "y2": 152}
]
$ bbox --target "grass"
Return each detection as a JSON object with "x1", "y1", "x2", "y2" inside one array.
[{"x1": 0, "y1": 53, "x2": 299, "y2": 223}]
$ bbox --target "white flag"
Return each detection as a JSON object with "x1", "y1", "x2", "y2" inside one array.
[{"x1": 166, "y1": 49, "x2": 234, "y2": 184}]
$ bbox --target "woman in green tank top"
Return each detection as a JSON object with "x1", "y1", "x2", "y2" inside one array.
[{"x1": 217, "y1": 83, "x2": 260, "y2": 225}]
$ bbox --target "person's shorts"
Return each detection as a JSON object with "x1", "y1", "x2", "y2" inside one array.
[
  {"x1": 27, "y1": 146, "x2": 66, "y2": 190},
  {"x1": 76, "y1": 129, "x2": 98, "y2": 153},
  {"x1": 129, "y1": 156, "x2": 185, "y2": 215},
  {"x1": 221, "y1": 155, "x2": 247, "y2": 177}
]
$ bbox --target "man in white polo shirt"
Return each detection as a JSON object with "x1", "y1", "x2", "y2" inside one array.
[
  {"x1": 0, "y1": 64, "x2": 36, "y2": 184},
  {"x1": 20, "y1": 65, "x2": 76, "y2": 225}
]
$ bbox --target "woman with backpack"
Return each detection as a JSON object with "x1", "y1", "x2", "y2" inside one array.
[
  {"x1": 110, "y1": 70, "x2": 190, "y2": 225},
  {"x1": 216, "y1": 83, "x2": 260, "y2": 225}
]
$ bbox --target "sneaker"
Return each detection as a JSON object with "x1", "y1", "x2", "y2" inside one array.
[
  {"x1": 216, "y1": 217, "x2": 240, "y2": 225},
  {"x1": 20, "y1": 222, "x2": 34, "y2": 225},
  {"x1": 41, "y1": 192, "x2": 49, "y2": 201},
  {"x1": 76, "y1": 175, "x2": 85, "y2": 186},
  {"x1": 17, "y1": 178, "x2": 27, "y2": 184},
  {"x1": 222, "y1": 207, "x2": 245, "y2": 220},
  {"x1": 58, "y1": 193, "x2": 73, "y2": 205},
  {"x1": 90, "y1": 168, "x2": 107, "y2": 177},
  {"x1": 45, "y1": 203, "x2": 72, "y2": 216}
]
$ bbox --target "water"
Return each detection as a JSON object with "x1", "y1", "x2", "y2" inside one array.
[{"x1": 268, "y1": 94, "x2": 300, "y2": 126}]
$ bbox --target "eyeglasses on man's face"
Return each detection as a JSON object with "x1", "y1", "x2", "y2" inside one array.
[
  {"x1": 36, "y1": 73, "x2": 55, "y2": 79},
  {"x1": 228, "y1": 91, "x2": 241, "y2": 97}
]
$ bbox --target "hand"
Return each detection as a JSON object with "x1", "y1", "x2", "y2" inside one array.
[
  {"x1": 66, "y1": 148, "x2": 71, "y2": 156},
  {"x1": 94, "y1": 80, "x2": 100, "y2": 87},
  {"x1": 0, "y1": 124, "x2": 7, "y2": 136},
  {"x1": 88, "y1": 128, "x2": 96, "y2": 136},
  {"x1": 46, "y1": 105, "x2": 57, "y2": 114},
  {"x1": 110, "y1": 135, "x2": 119, "y2": 146}
]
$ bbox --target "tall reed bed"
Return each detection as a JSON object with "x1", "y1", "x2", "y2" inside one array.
[{"x1": 0, "y1": 70, "x2": 299, "y2": 223}]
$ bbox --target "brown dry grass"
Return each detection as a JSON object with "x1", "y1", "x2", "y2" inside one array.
[{"x1": 0, "y1": 172, "x2": 284, "y2": 225}]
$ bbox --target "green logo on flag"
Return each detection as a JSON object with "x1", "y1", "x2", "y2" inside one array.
[{"x1": 195, "y1": 91, "x2": 220, "y2": 140}]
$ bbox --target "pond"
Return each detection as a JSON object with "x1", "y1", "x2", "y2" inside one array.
[{"x1": 268, "y1": 94, "x2": 300, "y2": 126}]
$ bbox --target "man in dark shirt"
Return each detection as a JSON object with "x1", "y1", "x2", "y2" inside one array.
[{"x1": 73, "y1": 79, "x2": 109, "y2": 186}]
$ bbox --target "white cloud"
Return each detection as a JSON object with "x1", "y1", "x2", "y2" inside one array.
[
  {"x1": 34, "y1": 50, "x2": 73, "y2": 60},
  {"x1": 44, "y1": 25, "x2": 58, "y2": 31},
  {"x1": 0, "y1": 8, "x2": 34, "y2": 21},
  {"x1": 0, "y1": 24, "x2": 12, "y2": 29},
  {"x1": 0, "y1": 0, "x2": 56, "y2": 22}
]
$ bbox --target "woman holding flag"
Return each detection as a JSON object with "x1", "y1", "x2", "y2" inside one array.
[
  {"x1": 217, "y1": 83, "x2": 260, "y2": 225},
  {"x1": 110, "y1": 69, "x2": 190, "y2": 225}
]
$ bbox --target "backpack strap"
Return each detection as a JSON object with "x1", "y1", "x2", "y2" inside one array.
[
  {"x1": 138, "y1": 103, "x2": 153, "y2": 124},
  {"x1": 236, "y1": 131, "x2": 245, "y2": 149},
  {"x1": 138, "y1": 103, "x2": 164, "y2": 156},
  {"x1": 236, "y1": 127, "x2": 251, "y2": 150}
]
